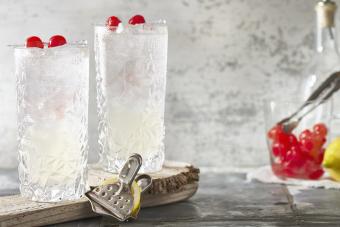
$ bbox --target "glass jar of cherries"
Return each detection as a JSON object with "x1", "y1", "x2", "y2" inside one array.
[{"x1": 265, "y1": 100, "x2": 331, "y2": 180}]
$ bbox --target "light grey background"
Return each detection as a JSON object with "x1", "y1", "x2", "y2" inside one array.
[{"x1": 0, "y1": 0, "x2": 330, "y2": 169}]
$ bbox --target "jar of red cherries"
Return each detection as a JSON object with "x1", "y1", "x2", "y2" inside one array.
[{"x1": 265, "y1": 100, "x2": 331, "y2": 180}]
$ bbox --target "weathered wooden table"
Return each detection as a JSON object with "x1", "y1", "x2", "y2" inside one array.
[{"x1": 1, "y1": 170, "x2": 340, "y2": 226}]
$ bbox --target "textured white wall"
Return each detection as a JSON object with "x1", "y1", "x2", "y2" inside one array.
[{"x1": 0, "y1": 0, "x2": 330, "y2": 168}]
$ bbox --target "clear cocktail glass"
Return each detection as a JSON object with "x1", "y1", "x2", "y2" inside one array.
[
  {"x1": 95, "y1": 22, "x2": 168, "y2": 173},
  {"x1": 14, "y1": 41, "x2": 89, "y2": 202}
]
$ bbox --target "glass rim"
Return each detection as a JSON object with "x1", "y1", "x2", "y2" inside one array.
[
  {"x1": 9, "y1": 40, "x2": 88, "y2": 49},
  {"x1": 94, "y1": 20, "x2": 167, "y2": 28}
]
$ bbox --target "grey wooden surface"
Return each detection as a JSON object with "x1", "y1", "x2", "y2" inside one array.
[{"x1": 2, "y1": 170, "x2": 340, "y2": 226}]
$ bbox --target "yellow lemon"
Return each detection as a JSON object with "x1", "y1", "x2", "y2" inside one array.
[
  {"x1": 323, "y1": 137, "x2": 340, "y2": 181},
  {"x1": 101, "y1": 176, "x2": 141, "y2": 217}
]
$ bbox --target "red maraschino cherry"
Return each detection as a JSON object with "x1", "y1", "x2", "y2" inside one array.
[
  {"x1": 25, "y1": 36, "x2": 44, "y2": 49},
  {"x1": 106, "y1": 16, "x2": 122, "y2": 30},
  {"x1": 313, "y1": 123, "x2": 327, "y2": 137},
  {"x1": 48, "y1": 35, "x2": 67, "y2": 48},
  {"x1": 129, "y1": 15, "x2": 145, "y2": 25}
]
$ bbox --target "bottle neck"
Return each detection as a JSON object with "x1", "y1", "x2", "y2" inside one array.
[
  {"x1": 316, "y1": 24, "x2": 338, "y2": 53},
  {"x1": 315, "y1": 1, "x2": 338, "y2": 53}
]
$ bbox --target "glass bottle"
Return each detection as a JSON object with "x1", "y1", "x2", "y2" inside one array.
[
  {"x1": 300, "y1": 0, "x2": 340, "y2": 100},
  {"x1": 298, "y1": 0, "x2": 340, "y2": 135}
]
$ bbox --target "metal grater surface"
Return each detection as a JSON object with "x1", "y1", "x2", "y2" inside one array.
[
  {"x1": 86, "y1": 182, "x2": 134, "y2": 221},
  {"x1": 85, "y1": 154, "x2": 152, "y2": 221}
]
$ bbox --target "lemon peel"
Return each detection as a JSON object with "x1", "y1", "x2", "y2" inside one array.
[{"x1": 323, "y1": 138, "x2": 340, "y2": 181}]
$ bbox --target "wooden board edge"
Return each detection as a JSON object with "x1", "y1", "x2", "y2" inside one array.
[
  {"x1": 147, "y1": 165, "x2": 200, "y2": 195},
  {"x1": 0, "y1": 163, "x2": 200, "y2": 226},
  {"x1": 142, "y1": 182, "x2": 199, "y2": 207}
]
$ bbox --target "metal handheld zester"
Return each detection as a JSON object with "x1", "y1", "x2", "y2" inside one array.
[{"x1": 85, "y1": 154, "x2": 152, "y2": 221}]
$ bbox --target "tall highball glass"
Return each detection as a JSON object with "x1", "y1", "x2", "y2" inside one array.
[
  {"x1": 15, "y1": 42, "x2": 89, "y2": 202},
  {"x1": 95, "y1": 22, "x2": 168, "y2": 173}
]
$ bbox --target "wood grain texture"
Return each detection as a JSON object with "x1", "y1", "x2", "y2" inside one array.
[
  {"x1": 3, "y1": 171, "x2": 340, "y2": 226},
  {"x1": 0, "y1": 161, "x2": 199, "y2": 227}
]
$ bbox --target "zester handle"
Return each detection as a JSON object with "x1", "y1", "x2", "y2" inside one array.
[
  {"x1": 135, "y1": 174, "x2": 152, "y2": 193},
  {"x1": 118, "y1": 153, "x2": 142, "y2": 186}
]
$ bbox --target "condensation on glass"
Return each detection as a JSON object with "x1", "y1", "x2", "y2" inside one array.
[
  {"x1": 15, "y1": 43, "x2": 89, "y2": 202},
  {"x1": 95, "y1": 22, "x2": 168, "y2": 173}
]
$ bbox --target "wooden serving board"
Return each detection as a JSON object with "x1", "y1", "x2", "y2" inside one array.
[{"x1": 0, "y1": 161, "x2": 199, "y2": 227}]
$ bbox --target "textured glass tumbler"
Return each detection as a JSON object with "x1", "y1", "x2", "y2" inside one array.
[
  {"x1": 15, "y1": 43, "x2": 89, "y2": 202},
  {"x1": 95, "y1": 23, "x2": 168, "y2": 173}
]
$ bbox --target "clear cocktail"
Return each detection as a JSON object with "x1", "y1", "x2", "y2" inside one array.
[
  {"x1": 95, "y1": 20, "x2": 168, "y2": 173},
  {"x1": 15, "y1": 39, "x2": 89, "y2": 202}
]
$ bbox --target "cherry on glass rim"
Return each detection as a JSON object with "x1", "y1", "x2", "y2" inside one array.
[
  {"x1": 106, "y1": 16, "x2": 121, "y2": 30},
  {"x1": 25, "y1": 36, "x2": 44, "y2": 49},
  {"x1": 48, "y1": 35, "x2": 67, "y2": 48},
  {"x1": 129, "y1": 15, "x2": 145, "y2": 25}
]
